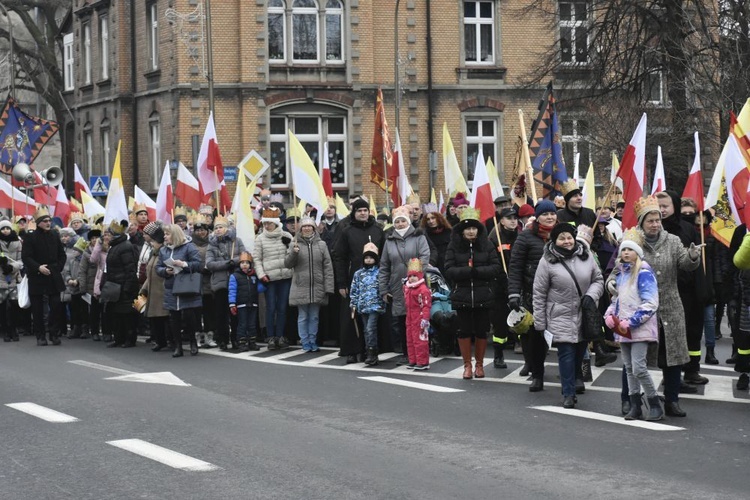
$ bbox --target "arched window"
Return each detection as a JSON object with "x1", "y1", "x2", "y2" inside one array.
[{"x1": 268, "y1": 0, "x2": 344, "y2": 65}]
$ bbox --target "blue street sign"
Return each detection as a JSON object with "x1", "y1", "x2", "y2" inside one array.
[
  {"x1": 223, "y1": 166, "x2": 238, "y2": 182},
  {"x1": 90, "y1": 176, "x2": 110, "y2": 195}
]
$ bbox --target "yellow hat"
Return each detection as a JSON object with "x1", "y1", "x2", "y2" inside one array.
[
  {"x1": 407, "y1": 257, "x2": 423, "y2": 276},
  {"x1": 33, "y1": 206, "x2": 51, "y2": 223},
  {"x1": 107, "y1": 220, "x2": 126, "y2": 235},
  {"x1": 69, "y1": 212, "x2": 86, "y2": 224},
  {"x1": 133, "y1": 202, "x2": 149, "y2": 215}
]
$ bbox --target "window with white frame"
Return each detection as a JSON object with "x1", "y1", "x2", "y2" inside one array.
[
  {"x1": 465, "y1": 118, "x2": 497, "y2": 182},
  {"x1": 83, "y1": 127, "x2": 93, "y2": 178},
  {"x1": 100, "y1": 125, "x2": 111, "y2": 174},
  {"x1": 269, "y1": 113, "x2": 347, "y2": 188},
  {"x1": 643, "y1": 52, "x2": 666, "y2": 105},
  {"x1": 149, "y1": 115, "x2": 161, "y2": 189},
  {"x1": 268, "y1": 0, "x2": 344, "y2": 64},
  {"x1": 559, "y1": 1, "x2": 588, "y2": 64},
  {"x1": 63, "y1": 33, "x2": 74, "y2": 90},
  {"x1": 147, "y1": 2, "x2": 159, "y2": 70},
  {"x1": 83, "y1": 23, "x2": 92, "y2": 84},
  {"x1": 100, "y1": 15, "x2": 109, "y2": 80},
  {"x1": 463, "y1": 1, "x2": 495, "y2": 64},
  {"x1": 560, "y1": 117, "x2": 590, "y2": 173}
]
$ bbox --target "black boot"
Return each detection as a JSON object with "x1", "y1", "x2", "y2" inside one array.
[
  {"x1": 665, "y1": 401, "x2": 686, "y2": 417},
  {"x1": 705, "y1": 346, "x2": 719, "y2": 365},
  {"x1": 624, "y1": 394, "x2": 642, "y2": 420},
  {"x1": 529, "y1": 378, "x2": 543, "y2": 392},
  {"x1": 737, "y1": 373, "x2": 749, "y2": 390},
  {"x1": 621, "y1": 398, "x2": 631, "y2": 416},
  {"x1": 575, "y1": 378, "x2": 586, "y2": 394},
  {"x1": 645, "y1": 396, "x2": 664, "y2": 421},
  {"x1": 594, "y1": 341, "x2": 617, "y2": 367},
  {"x1": 36, "y1": 336, "x2": 48, "y2": 346},
  {"x1": 684, "y1": 371, "x2": 709, "y2": 385},
  {"x1": 247, "y1": 337, "x2": 260, "y2": 351},
  {"x1": 493, "y1": 345, "x2": 507, "y2": 369},
  {"x1": 190, "y1": 338, "x2": 199, "y2": 356},
  {"x1": 364, "y1": 347, "x2": 379, "y2": 366},
  {"x1": 68, "y1": 325, "x2": 82, "y2": 339},
  {"x1": 581, "y1": 359, "x2": 593, "y2": 382},
  {"x1": 727, "y1": 344, "x2": 738, "y2": 364}
]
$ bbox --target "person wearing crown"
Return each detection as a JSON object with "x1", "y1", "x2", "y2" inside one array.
[
  {"x1": 190, "y1": 215, "x2": 216, "y2": 348},
  {"x1": 403, "y1": 258, "x2": 432, "y2": 370},
  {"x1": 22, "y1": 206, "x2": 67, "y2": 346},
  {"x1": 557, "y1": 179, "x2": 597, "y2": 228},
  {"x1": 102, "y1": 220, "x2": 140, "y2": 348},
  {"x1": 69, "y1": 212, "x2": 89, "y2": 240}
]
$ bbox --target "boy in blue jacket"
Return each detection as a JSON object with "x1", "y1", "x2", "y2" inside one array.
[
  {"x1": 350, "y1": 242, "x2": 385, "y2": 365},
  {"x1": 229, "y1": 252, "x2": 260, "y2": 351}
]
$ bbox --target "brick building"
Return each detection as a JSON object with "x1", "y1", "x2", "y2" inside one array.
[{"x1": 62, "y1": 0, "x2": 673, "y2": 205}]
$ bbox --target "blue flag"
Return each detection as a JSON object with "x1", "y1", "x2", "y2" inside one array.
[
  {"x1": 0, "y1": 95, "x2": 59, "y2": 175},
  {"x1": 529, "y1": 84, "x2": 568, "y2": 186}
]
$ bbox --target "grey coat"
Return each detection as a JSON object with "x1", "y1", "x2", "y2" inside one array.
[
  {"x1": 77, "y1": 247, "x2": 97, "y2": 295},
  {"x1": 139, "y1": 250, "x2": 168, "y2": 318},
  {"x1": 0, "y1": 239, "x2": 22, "y2": 292},
  {"x1": 205, "y1": 229, "x2": 246, "y2": 291},
  {"x1": 533, "y1": 243, "x2": 604, "y2": 344},
  {"x1": 377, "y1": 226, "x2": 431, "y2": 317},
  {"x1": 284, "y1": 232, "x2": 334, "y2": 306}
]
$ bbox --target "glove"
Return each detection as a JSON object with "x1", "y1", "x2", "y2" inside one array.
[
  {"x1": 261, "y1": 276, "x2": 270, "y2": 283},
  {"x1": 227, "y1": 259, "x2": 235, "y2": 269},
  {"x1": 688, "y1": 242, "x2": 702, "y2": 260},
  {"x1": 230, "y1": 305, "x2": 238, "y2": 316},
  {"x1": 281, "y1": 236, "x2": 292, "y2": 247},
  {"x1": 604, "y1": 315, "x2": 616, "y2": 329},
  {"x1": 508, "y1": 296, "x2": 521, "y2": 312},
  {"x1": 581, "y1": 295, "x2": 597, "y2": 311}
]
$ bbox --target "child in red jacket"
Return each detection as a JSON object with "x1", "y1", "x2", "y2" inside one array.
[{"x1": 403, "y1": 258, "x2": 432, "y2": 370}]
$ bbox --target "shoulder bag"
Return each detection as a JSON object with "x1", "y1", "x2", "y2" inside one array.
[{"x1": 172, "y1": 271, "x2": 202, "y2": 296}]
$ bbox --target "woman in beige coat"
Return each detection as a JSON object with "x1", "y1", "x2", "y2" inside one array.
[{"x1": 139, "y1": 222, "x2": 170, "y2": 351}]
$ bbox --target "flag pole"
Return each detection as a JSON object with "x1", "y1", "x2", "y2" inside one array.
[
  {"x1": 213, "y1": 169, "x2": 221, "y2": 215},
  {"x1": 382, "y1": 111, "x2": 391, "y2": 211},
  {"x1": 9, "y1": 174, "x2": 14, "y2": 220},
  {"x1": 518, "y1": 110, "x2": 538, "y2": 202},
  {"x1": 292, "y1": 179, "x2": 299, "y2": 245},
  {"x1": 493, "y1": 215, "x2": 507, "y2": 274},
  {"x1": 699, "y1": 211, "x2": 706, "y2": 273}
]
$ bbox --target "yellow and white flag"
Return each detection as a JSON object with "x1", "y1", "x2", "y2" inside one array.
[
  {"x1": 234, "y1": 165, "x2": 256, "y2": 253},
  {"x1": 81, "y1": 191, "x2": 106, "y2": 218},
  {"x1": 104, "y1": 141, "x2": 129, "y2": 224},
  {"x1": 582, "y1": 162, "x2": 596, "y2": 210},
  {"x1": 289, "y1": 130, "x2": 327, "y2": 223},
  {"x1": 486, "y1": 157, "x2": 505, "y2": 199},
  {"x1": 443, "y1": 123, "x2": 469, "y2": 196},
  {"x1": 335, "y1": 193, "x2": 350, "y2": 220}
]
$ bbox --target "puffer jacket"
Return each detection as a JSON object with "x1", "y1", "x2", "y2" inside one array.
[
  {"x1": 90, "y1": 240, "x2": 108, "y2": 298},
  {"x1": 0, "y1": 236, "x2": 22, "y2": 294},
  {"x1": 605, "y1": 261, "x2": 658, "y2": 343},
  {"x1": 507, "y1": 223, "x2": 548, "y2": 312},
  {"x1": 62, "y1": 249, "x2": 85, "y2": 300},
  {"x1": 254, "y1": 225, "x2": 294, "y2": 282},
  {"x1": 350, "y1": 265, "x2": 385, "y2": 314},
  {"x1": 139, "y1": 250, "x2": 168, "y2": 318},
  {"x1": 205, "y1": 229, "x2": 246, "y2": 291},
  {"x1": 532, "y1": 242, "x2": 604, "y2": 343},
  {"x1": 229, "y1": 268, "x2": 260, "y2": 307},
  {"x1": 444, "y1": 224, "x2": 502, "y2": 309},
  {"x1": 156, "y1": 239, "x2": 203, "y2": 311},
  {"x1": 104, "y1": 233, "x2": 139, "y2": 313},
  {"x1": 378, "y1": 226, "x2": 431, "y2": 316},
  {"x1": 192, "y1": 233, "x2": 214, "y2": 296},
  {"x1": 284, "y1": 232, "x2": 334, "y2": 306},
  {"x1": 77, "y1": 247, "x2": 98, "y2": 295}
]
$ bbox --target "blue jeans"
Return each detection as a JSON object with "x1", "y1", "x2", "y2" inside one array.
[
  {"x1": 703, "y1": 304, "x2": 716, "y2": 348},
  {"x1": 298, "y1": 303, "x2": 321, "y2": 347},
  {"x1": 237, "y1": 306, "x2": 258, "y2": 340},
  {"x1": 557, "y1": 342, "x2": 586, "y2": 397},
  {"x1": 362, "y1": 313, "x2": 379, "y2": 349},
  {"x1": 265, "y1": 279, "x2": 291, "y2": 338}
]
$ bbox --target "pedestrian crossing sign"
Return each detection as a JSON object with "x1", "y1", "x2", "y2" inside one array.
[{"x1": 90, "y1": 176, "x2": 110, "y2": 195}]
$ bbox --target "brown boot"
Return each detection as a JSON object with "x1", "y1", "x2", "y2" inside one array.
[
  {"x1": 474, "y1": 338, "x2": 487, "y2": 378},
  {"x1": 458, "y1": 338, "x2": 473, "y2": 379}
]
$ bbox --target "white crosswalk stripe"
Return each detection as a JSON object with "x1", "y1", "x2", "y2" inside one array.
[
  {"x1": 6, "y1": 403, "x2": 79, "y2": 423},
  {"x1": 107, "y1": 439, "x2": 219, "y2": 472}
]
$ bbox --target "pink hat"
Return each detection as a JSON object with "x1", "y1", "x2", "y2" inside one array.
[
  {"x1": 517, "y1": 204, "x2": 534, "y2": 218},
  {"x1": 452, "y1": 192, "x2": 469, "y2": 208}
]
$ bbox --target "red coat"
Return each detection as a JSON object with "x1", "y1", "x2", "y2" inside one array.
[{"x1": 403, "y1": 278, "x2": 432, "y2": 334}]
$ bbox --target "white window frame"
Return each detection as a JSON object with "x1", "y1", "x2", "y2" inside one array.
[
  {"x1": 561, "y1": 117, "x2": 590, "y2": 173},
  {"x1": 63, "y1": 33, "x2": 74, "y2": 90},
  {"x1": 100, "y1": 15, "x2": 109, "y2": 80},
  {"x1": 464, "y1": 117, "x2": 498, "y2": 184},
  {"x1": 148, "y1": 3, "x2": 159, "y2": 70},
  {"x1": 463, "y1": 1, "x2": 495, "y2": 65},
  {"x1": 324, "y1": 0, "x2": 344, "y2": 63},
  {"x1": 292, "y1": 0, "x2": 320, "y2": 63},
  {"x1": 84, "y1": 130, "x2": 93, "y2": 178},
  {"x1": 644, "y1": 53, "x2": 666, "y2": 106},
  {"x1": 150, "y1": 118, "x2": 161, "y2": 190},
  {"x1": 268, "y1": 0, "x2": 287, "y2": 62},
  {"x1": 100, "y1": 128, "x2": 111, "y2": 173},
  {"x1": 559, "y1": 1, "x2": 589, "y2": 65},
  {"x1": 83, "y1": 23, "x2": 92, "y2": 84}
]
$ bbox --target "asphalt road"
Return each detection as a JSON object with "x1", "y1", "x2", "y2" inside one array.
[{"x1": 0, "y1": 334, "x2": 746, "y2": 500}]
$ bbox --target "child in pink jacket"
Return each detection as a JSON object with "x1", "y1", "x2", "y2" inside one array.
[{"x1": 403, "y1": 258, "x2": 432, "y2": 370}]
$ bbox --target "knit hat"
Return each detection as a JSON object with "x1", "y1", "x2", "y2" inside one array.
[
  {"x1": 351, "y1": 197, "x2": 369, "y2": 213},
  {"x1": 0, "y1": 220, "x2": 12, "y2": 230},
  {"x1": 363, "y1": 241, "x2": 379, "y2": 264},
  {"x1": 299, "y1": 216, "x2": 316, "y2": 228},
  {"x1": 534, "y1": 199, "x2": 557, "y2": 218},
  {"x1": 452, "y1": 192, "x2": 469, "y2": 208},
  {"x1": 59, "y1": 227, "x2": 76, "y2": 237},
  {"x1": 517, "y1": 204, "x2": 534, "y2": 218},
  {"x1": 392, "y1": 206, "x2": 410, "y2": 222},
  {"x1": 550, "y1": 223, "x2": 577, "y2": 242},
  {"x1": 88, "y1": 224, "x2": 103, "y2": 240},
  {"x1": 143, "y1": 221, "x2": 165, "y2": 244},
  {"x1": 619, "y1": 227, "x2": 645, "y2": 259}
]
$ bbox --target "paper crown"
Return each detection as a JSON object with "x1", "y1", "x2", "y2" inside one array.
[
  {"x1": 33, "y1": 206, "x2": 51, "y2": 222},
  {"x1": 270, "y1": 193, "x2": 284, "y2": 203},
  {"x1": 622, "y1": 227, "x2": 645, "y2": 247},
  {"x1": 239, "y1": 251, "x2": 253, "y2": 263},
  {"x1": 69, "y1": 212, "x2": 86, "y2": 224},
  {"x1": 133, "y1": 202, "x2": 149, "y2": 215},
  {"x1": 392, "y1": 206, "x2": 410, "y2": 220},
  {"x1": 198, "y1": 204, "x2": 214, "y2": 215},
  {"x1": 88, "y1": 224, "x2": 102, "y2": 237},
  {"x1": 406, "y1": 193, "x2": 421, "y2": 205},
  {"x1": 73, "y1": 236, "x2": 88, "y2": 252},
  {"x1": 576, "y1": 224, "x2": 594, "y2": 246},
  {"x1": 285, "y1": 207, "x2": 301, "y2": 220},
  {"x1": 407, "y1": 257, "x2": 423, "y2": 275},
  {"x1": 422, "y1": 202, "x2": 438, "y2": 214},
  {"x1": 261, "y1": 206, "x2": 282, "y2": 223},
  {"x1": 459, "y1": 206, "x2": 481, "y2": 222},
  {"x1": 634, "y1": 196, "x2": 660, "y2": 221},
  {"x1": 193, "y1": 214, "x2": 211, "y2": 227},
  {"x1": 299, "y1": 216, "x2": 316, "y2": 227},
  {"x1": 561, "y1": 179, "x2": 580, "y2": 196},
  {"x1": 107, "y1": 219, "x2": 126, "y2": 235},
  {"x1": 213, "y1": 215, "x2": 229, "y2": 227},
  {"x1": 363, "y1": 242, "x2": 379, "y2": 256},
  {"x1": 174, "y1": 206, "x2": 187, "y2": 217}
]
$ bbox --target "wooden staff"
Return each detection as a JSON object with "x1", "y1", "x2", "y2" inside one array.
[
  {"x1": 517, "y1": 110, "x2": 538, "y2": 202},
  {"x1": 213, "y1": 169, "x2": 221, "y2": 215},
  {"x1": 493, "y1": 214, "x2": 507, "y2": 274},
  {"x1": 699, "y1": 211, "x2": 706, "y2": 273},
  {"x1": 594, "y1": 174, "x2": 621, "y2": 226}
]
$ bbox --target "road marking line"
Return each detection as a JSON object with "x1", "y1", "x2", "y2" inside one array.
[
  {"x1": 68, "y1": 360, "x2": 135, "y2": 376},
  {"x1": 269, "y1": 349, "x2": 312, "y2": 360},
  {"x1": 107, "y1": 439, "x2": 220, "y2": 472},
  {"x1": 358, "y1": 375, "x2": 465, "y2": 393},
  {"x1": 530, "y1": 405, "x2": 685, "y2": 431},
  {"x1": 6, "y1": 403, "x2": 79, "y2": 423},
  {"x1": 300, "y1": 352, "x2": 341, "y2": 365},
  {"x1": 376, "y1": 352, "x2": 400, "y2": 361}
]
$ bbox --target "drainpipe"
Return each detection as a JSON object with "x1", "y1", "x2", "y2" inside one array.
[
  {"x1": 130, "y1": 0, "x2": 138, "y2": 188},
  {"x1": 426, "y1": 0, "x2": 435, "y2": 192}
]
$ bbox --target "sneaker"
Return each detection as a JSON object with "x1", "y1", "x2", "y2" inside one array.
[
  {"x1": 413, "y1": 364, "x2": 430, "y2": 371},
  {"x1": 302, "y1": 343, "x2": 312, "y2": 353},
  {"x1": 406, "y1": 363, "x2": 417, "y2": 369},
  {"x1": 310, "y1": 343, "x2": 320, "y2": 352},
  {"x1": 278, "y1": 337, "x2": 289, "y2": 348}
]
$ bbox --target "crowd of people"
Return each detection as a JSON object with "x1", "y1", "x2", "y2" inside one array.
[{"x1": 1, "y1": 180, "x2": 744, "y2": 419}]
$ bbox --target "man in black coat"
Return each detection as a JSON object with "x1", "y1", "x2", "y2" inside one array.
[
  {"x1": 22, "y1": 207, "x2": 66, "y2": 346},
  {"x1": 557, "y1": 180, "x2": 597, "y2": 228}
]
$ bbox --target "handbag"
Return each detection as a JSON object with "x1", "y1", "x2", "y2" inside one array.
[
  {"x1": 172, "y1": 271, "x2": 202, "y2": 296},
  {"x1": 17, "y1": 275, "x2": 29, "y2": 309},
  {"x1": 558, "y1": 259, "x2": 604, "y2": 342},
  {"x1": 100, "y1": 281, "x2": 122, "y2": 303}
]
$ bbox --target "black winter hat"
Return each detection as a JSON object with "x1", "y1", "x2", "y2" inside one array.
[
  {"x1": 550, "y1": 223, "x2": 577, "y2": 242},
  {"x1": 351, "y1": 197, "x2": 369, "y2": 213}
]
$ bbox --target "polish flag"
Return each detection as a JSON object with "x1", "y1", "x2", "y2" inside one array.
[
  {"x1": 718, "y1": 134, "x2": 750, "y2": 225},
  {"x1": 175, "y1": 162, "x2": 201, "y2": 210},
  {"x1": 54, "y1": 183, "x2": 71, "y2": 226},
  {"x1": 197, "y1": 112, "x2": 223, "y2": 195},
  {"x1": 651, "y1": 146, "x2": 666, "y2": 195},
  {"x1": 134, "y1": 185, "x2": 157, "y2": 222},
  {"x1": 616, "y1": 113, "x2": 648, "y2": 229},
  {"x1": 74, "y1": 163, "x2": 92, "y2": 201},
  {"x1": 0, "y1": 176, "x2": 37, "y2": 215},
  {"x1": 682, "y1": 132, "x2": 704, "y2": 212},
  {"x1": 391, "y1": 129, "x2": 412, "y2": 208},
  {"x1": 155, "y1": 162, "x2": 174, "y2": 223},
  {"x1": 469, "y1": 149, "x2": 496, "y2": 222},
  {"x1": 321, "y1": 142, "x2": 334, "y2": 197}
]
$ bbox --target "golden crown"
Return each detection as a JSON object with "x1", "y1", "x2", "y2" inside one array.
[
  {"x1": 174, "y1": 206, "x2": 187, "y2": 217},
  {"x1": 73, "y1": 237, "x2": 88, "y2": 252},
  {"x1": 561, "y1": 179, "x2": 580, "y2": 196},
  {"x1": 69, "y1": 212, "x2": 86, "y2": 223},
  {"x1": 392, "y1": 206, "x2": 410, "y2": 220},
  {"x1": 622, "y1": 227, "x2": 645, "y2": 246},
  {"x1": 108, "y1": 219, "x2": 126, "y2": 235},
  {"x1": 33, "y1": 206, "x2": 50, "y2": 222},
  {"x1": 406, "y1": 192, "x2": 421, "y2": 205},
  {"x1": 634, "y1": 196, "x2": 660, "y2": 221},
  {"x1": 133, "y1": 202, "x2": 148, "y2": 214},
  {"x1": 213, "y1": 215, "x2": 229, "y2": 227},
  {"x1": 407, "y1": 257, "x2": 423, "y2": 274},
  {"x1": 459, "y1": 206, "x2": 481, "y2": 222}
]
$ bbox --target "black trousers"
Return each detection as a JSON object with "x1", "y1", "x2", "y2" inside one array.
[
  {"x1": 0, "y1": 297, "x2": 19, "y2": 338},
  {"x1": 200, "y1": 294, "x2": 215, "y2": 333},
  {"x1": 31, "y1": 293, "x2": 62, "y2": 341},
  {"x1": 528, "y1": 328, "x2": 549, "y2": 378},
  {"x1": 149, "y1": 316, "x2": 170, "y2": 347},
  {"x1": 213, "y1": 289, "x2": 236, "y2": 344},
  {"x1": 456, "y1": 308, "x2": 490, "y2": 339},
  {"x1": 89, "y1": 296, "x2": 102, "y2": 335},
  {"x1": 170, "y1": 308, "x2": 198, "y2": 347},
  {"x1": 682, "y1": 295, "x2": 705, "y2": 373}
]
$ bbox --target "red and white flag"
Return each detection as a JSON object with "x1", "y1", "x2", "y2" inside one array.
[
  {"x1": 718, "y1": 134, "x2": 750, "y2": 225},
  {"x1": 651, "y1": 146, "x2": 666, "y2": 195},
  {"x1": 134, "y1": 185, "x2": 157, "y2": 222},
  {"x1": 391, "y1": 129, "x2": 412, "y2": 208},
  {"x1": 175, "y1": 162, "x2": 201, "y2": 210},
  {"x1": 74, "y1": 163, "x2": 92, "y2": 201},
  {"x1": 197, "y1": 112, "x2": 223, "y2": 195},
  {"x1": 155, "y1": 162, "x2": 174, "y2": 223},
  {"x1": 682, "y1": 132, "x2": 704, "y2": 212},
  {"x1": 616, "y1": 113, "x2": 648, "y2": 229},
  {"x1": 321, "y1": 142, "x2": 334, "y2": 197},
  {"x1": 54, "y1": 183, "x2": 71, "y2": 225},
  {"x1": 0, "y1": 176, "x2": 36, "y2": 215},
  {"x1": 469, "y1": 149, "x2": 496, "y2": 222}
]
